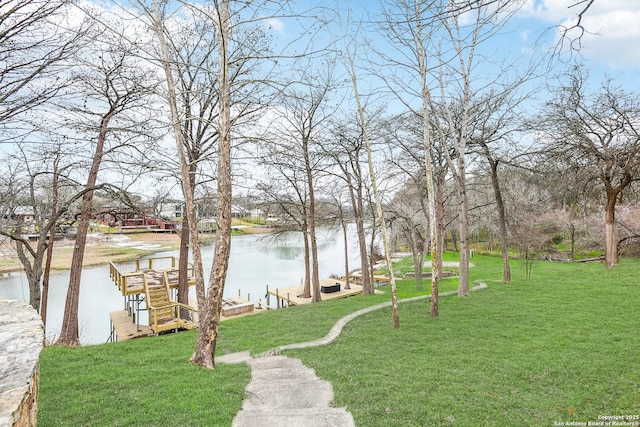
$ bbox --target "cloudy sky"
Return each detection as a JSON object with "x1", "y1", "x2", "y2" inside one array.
[
  {"x1": 521, "y1": 0, "x2": 640, "y2": 75},
  {"x1": 263, "y1": 0, "x2": 640, "y2": 92}
]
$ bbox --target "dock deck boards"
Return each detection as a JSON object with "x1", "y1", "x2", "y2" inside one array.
[
  {"x1": 267, "y1": 279, "x2": 370, "y2": 306},
  {"x1": 349, "y1": 272, "x2": 391, "y2": 283},
  {"x1": 109, "y1": 310, "x2": 153, "y2": 342}
]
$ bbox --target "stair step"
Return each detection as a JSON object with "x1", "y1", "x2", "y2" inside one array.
[
  {"x1": 243, "y1": 379, "x2": 334, "y2": 409},
  {"x1": 232, "y1": 408, "x2": 355, "y2": 427},
  {"x1": 230, "y1": 355, "x2": 356, "y2": 426},
  {"x1": 249, "y1": 356, "x2": 304, "y2": 370},
  {"x1": 251, "y1": 366, "x2": 317, "y2": 381}
]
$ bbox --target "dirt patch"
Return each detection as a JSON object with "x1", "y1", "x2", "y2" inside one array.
[
  {"x1": 0, "y1": 232, "x2": 185, "y2": 274},
  {"x1": 0, "y1": 228, "x2": 271, "y2": 274}
]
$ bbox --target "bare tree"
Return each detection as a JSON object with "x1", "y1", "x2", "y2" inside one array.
[
  {"x1": 40, "y1": 151, "x2": 66, "y2": 326},
  {"x1": 558, "y1": 0, "x2": 597, "y2": 54},
  {"x1": 259, "y1": 64, "x2": 338, "y2": 302},
  {"x1": 381, "y1": 111, "x2": 452, "y2": 293},
  {"x1": 188, "y1": 0, "x2": 245, "y2": 369},
  {"x1": 145, "y1": 0, "x2": 299, "y2": 368},
  {"x1": 163, "y1": 3, "x2": 268, "y2": 313},
  {"x1": 325, "y1": 118, "x2": 375, "y2": 295},
  {"x1": 0, "y1": 0, "x2": 83, "y2": 133},
  {"x1": 505, "y1": 169, "x2": 554, "y2": 278},
  {"x1": 386, "y1": 181, "x2": 427, "y2": 290},
  {"x1": 257, "y1": 167, "x2": 314, "y2": 298},
  {"x1": 341, "y1": 24, "x2": 400, "y2": 328},
  {"x1": 329, "y1": 185, "x2": 352, "y2": 290},
  {"x1": 167, "y1": 10, "x2": 222, "y2": 315},
  {"x1": 57, "y1": 19, "x2": 157, "y2": 346},
  {"x1": 465, "y1": 81, "x2": 538, "y2": 282},
  {"x1": 433, "y1": 1, "x2": 524, "y2": 297},
  {"x1": 378, "y1": 0, "x2": 449, "y2": 316},
  {"x1": 0, "y1": 144, "x2": 94, "y2": 323},
  {"x1": 0, "y1": 3, "x2": 85, "y2": 317},
  {"x1": 536, "y1": 71, "x2": 640, "y2": 268}
]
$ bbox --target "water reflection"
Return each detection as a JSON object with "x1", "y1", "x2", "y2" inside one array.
[{"x1": 0, "y1": 227, "x2": 360, "y2": 345}]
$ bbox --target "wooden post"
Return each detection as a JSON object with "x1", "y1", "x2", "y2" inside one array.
[{"x1": 276, "y1": 288, "x2": 280, "y2": 309}]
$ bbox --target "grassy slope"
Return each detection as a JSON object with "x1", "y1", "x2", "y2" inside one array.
[
  {"x1": 287, "y1": 258, "x2": 640, "y2": 426},
  {"x1": 38, "y1": 255, "x2": 640, "y2": 426},
  {"x1": 39, "y1": 332, "x2": 249, "y2": 426}
]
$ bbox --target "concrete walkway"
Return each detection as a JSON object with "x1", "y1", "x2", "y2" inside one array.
[
  {"x1": 220, "y1": 351, "x2": 355, "y2": 427},
  {"x1": 218, "y1": 282, "x2": 489, "y2": 427}
]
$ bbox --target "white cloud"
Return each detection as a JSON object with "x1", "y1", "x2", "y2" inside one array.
[
  {"x1": 520, "y1": 0, "x2": 575, "y2": 21},
  {"x1": 265, "y1": 18, "x2": 284, "y2": 32},
  {"x1": 521, "y1": 0, "x2": 640, "y2": 68}
]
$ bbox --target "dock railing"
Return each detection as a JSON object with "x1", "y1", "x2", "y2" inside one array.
[
  {"x1": 133, "y1": 256, "x2": 180, "y2": 271},
  {"x1": 109, "y1": 256, "x2": 197, "y2": 328}
]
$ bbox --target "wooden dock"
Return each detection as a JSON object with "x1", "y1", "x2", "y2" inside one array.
[
  {"x1": 109, "y1": 256, "x2": 198, "y2": 324},
  {"x1": 108, "y1": 310, "x2": 153, "y2": 342},
  {"x1": 107, "y1": 269, "x2": 261, "y2": 343},
  {"x1": 109, "y1": 256, "x2": 196, "y2": 299},
  {"x1": 267, "y1": 279, "x2": 375, "y2": 307},
  {"x1": 220, "y1": 296, "x2": 266, "y2": 321},
  {"x1": 108, "y1": 299, "x2": 264, "y2": 343},
  {"x1": 107, "y1": 256, "x2": 200, "y2": 342},
  {"x1": 349, "y1": 272, "x2": 391, "y2": 284}
]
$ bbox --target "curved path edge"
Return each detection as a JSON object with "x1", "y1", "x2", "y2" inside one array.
[
  {"x1": 220, "y1": 281, "x2": 490, "y2": 427},
  {"x1": 259, "y1": 280, "x2": 489, "y2": 357}
]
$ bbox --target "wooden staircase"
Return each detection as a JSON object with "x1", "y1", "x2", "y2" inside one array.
[{"x1": 143, "y1": 271, "x2": 197, "y2": 334}]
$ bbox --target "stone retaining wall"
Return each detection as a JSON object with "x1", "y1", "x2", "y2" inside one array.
[{"x1": 0, "y1": 300, "x2": 44, "y2": 427}]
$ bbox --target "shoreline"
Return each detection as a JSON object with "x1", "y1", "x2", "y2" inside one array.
[{"x1": 0, "y1": 227, "x2": 274, "y2": 275}]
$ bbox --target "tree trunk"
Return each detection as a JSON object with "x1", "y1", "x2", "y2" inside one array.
[
  {"x1": 178, "y1": 161, "x2": 198, "y2": 320},
  {"x1": 409, "y1": 227, "x2": 424, "y2": 291},
  {"x1": 605, "y1": 190, "x2": 618, "y2": 268},
  {"x1": 458, "y1": 183, "x2": 470, "y2": 297},
  {"x1": 344, "y1": 39, "x2": 399, "y2": 328},
  {"x1": 488, "y1": 158, "x2": 511, "y2": 282},
  {"x1": 355, "y1": 188, "x2": 372, "y2": 294},
  {"x1": 368, "y1": 214, "x2": 378, "y2": 285},
  {"x1": 190, "y1": 0, "x2": 232, "y2": 369},
  {"x1": 340, "y1": 209, "x2": 351, "y2": 290},
  {"x1": 41, "y1": 167, "x2": 60, "y2": 326},
  {"x1": 450, "y1": 229, "x2": 458, "y2": 252},
  {"x1": 57, "y1": 109, "x2": 112, "y2": 347},
  {"x1": 455, "y1": 94, "x2": 471, "y2": 297},
  {"x1": 15, "y1": 241, "x2": 43, "y2": 312},
  {"x1": 414, "y1": 11, "x2": 440, "y2": 317},
  {"x1": 309, "y1": 220, "x2": 321, "y2": 303},
  {"x1": 152, "y1": 0, "x2": 206, "y2": 317},
  {"x1": 177, "y1": 213, "x2": 191, "y2": 320},
  {"x1": 300, "y1": 218, "x2": 311, "y2": 298},
  {"x1": 338, "y1": 150, "x2": 371, "y2": 294},
  {"x1": 435, "y1": 178, "x2": 445, "y2": 279},
  {"x1": 41, "y1": 227, "x2": 55, "y2": 326},
  {"x1": 570, "y1": 224, "x2": 575, "y2": 262},
  {"x1": 525, "y1": 247, "x2": 533, "y2": 279},
  {"x1": 57, "y1": 201, "x2": 91, "y2": 346},
  {"x1": 304, "y1": 136, "x2": 321, "y2": 303}
]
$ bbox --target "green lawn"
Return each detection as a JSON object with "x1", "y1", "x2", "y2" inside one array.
[{"x1": 38, "y1": 255, "x2": 640, "y2": 426}]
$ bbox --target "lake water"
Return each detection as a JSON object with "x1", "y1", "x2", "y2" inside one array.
[{"x1": 0, "y1": 227, "x2": 361, "y2": 345}]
